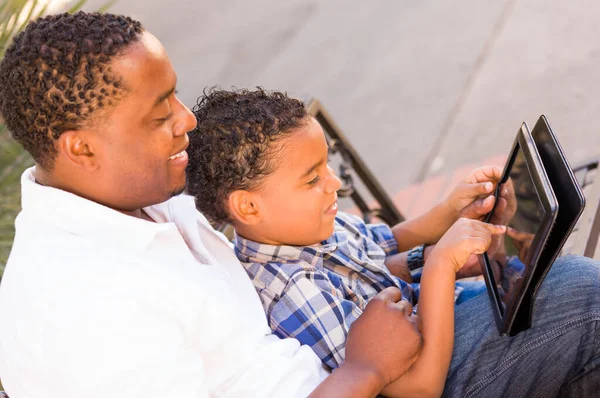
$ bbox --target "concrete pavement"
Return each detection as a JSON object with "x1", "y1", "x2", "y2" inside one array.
[{"x1": 82, "y1": 0, "x2": 600, "y2": 197}]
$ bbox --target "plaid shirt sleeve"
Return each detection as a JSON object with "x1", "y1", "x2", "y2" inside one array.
[
  {"x1": 267, "y1": 268, "x2": 364, "y2": 370},
  {"x1": 339, "y1": 212, "x2": 399, "y2": 256}
]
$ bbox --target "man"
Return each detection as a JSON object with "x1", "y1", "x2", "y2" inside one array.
[
  {"x1": 1, "y1": 11, "x2": 600, "y2": 398},
  {"x1": 0, "y1": 12, "x2": 420, "y2": 397}
]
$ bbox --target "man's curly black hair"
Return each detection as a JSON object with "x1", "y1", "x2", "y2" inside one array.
[
  {"x1": 186, "y1": 87, "x2": 309, "y2": 224},
  {"x1": 0, "y1": 11, "x2": 143, "y2": 170}
]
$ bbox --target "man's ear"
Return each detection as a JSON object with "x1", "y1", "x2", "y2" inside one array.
[
  {"x1": 57, "y1": 130, "x2": 98, "y2": 170},
  {"x1": 228, "y1": 190, "x2": 262, "y2": 225}
]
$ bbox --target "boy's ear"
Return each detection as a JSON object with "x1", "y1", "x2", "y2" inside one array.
[{"x1": 228, "y1": 190, "x2": 261, "y2": 225}]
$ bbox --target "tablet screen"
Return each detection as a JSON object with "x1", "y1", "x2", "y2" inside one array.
[{"x1": 486, "y1": 143, "x2": 546, "y2": 312}]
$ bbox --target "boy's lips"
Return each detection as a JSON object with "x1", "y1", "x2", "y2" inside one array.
[{"x1": 325, "y1": 200, "x2": 338, "y2": 215}]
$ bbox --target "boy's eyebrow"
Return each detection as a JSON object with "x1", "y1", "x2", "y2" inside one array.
[{"x1": 299, "y1": 158, "x2": 325, "y2": 179}]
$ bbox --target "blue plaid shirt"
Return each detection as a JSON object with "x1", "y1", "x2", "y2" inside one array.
[{"x1": 235, "y1": 212, "x2": 418, "y2": 369}]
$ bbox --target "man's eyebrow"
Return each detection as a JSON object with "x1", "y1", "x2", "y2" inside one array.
[
  {"x1": 300, "y1": 158, "x2": 325, "y2": 179},
  {"x1": 153, "y1": 87, "x2": 176, "y2": 107}
]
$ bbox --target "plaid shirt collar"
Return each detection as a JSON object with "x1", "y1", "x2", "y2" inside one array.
[
  {"x1": 234, "y1": 214, "x2": 394, "y2": 281},
  {"x1": 234, "y1": 233, "x2": 338, "y2": 268}
]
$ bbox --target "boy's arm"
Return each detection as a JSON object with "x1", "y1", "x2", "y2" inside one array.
[
  {"x1": 380, "y1": 252, "x2": 457, "y2": 397},
  {"x1": 391, "y1": 202, "x2": 457, "y2": 252},
  {"x1": 309, "y1": 288, "x2": 422, "y2": 398},
  {"x1": 391, "y1": 166, "x2": 501, "y2": 252},
  {"x1": 381, "y1": 219, "x2": 505, "y2": 398}
]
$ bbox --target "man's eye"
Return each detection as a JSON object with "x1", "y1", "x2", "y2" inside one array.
[
  {"x1": 156, "y1": 113, "x2": 173, "y2": 123},
  {"x1": 308, "y1": 175, "x2": 320, "y2": 186}
]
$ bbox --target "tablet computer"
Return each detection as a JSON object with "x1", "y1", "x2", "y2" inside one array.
[
  {"x1": 480, "y1": 122, "x2": 558, "y2": 336},
  {"x1": 506, "y1": 116, "x2": 587, "y2": 333}
]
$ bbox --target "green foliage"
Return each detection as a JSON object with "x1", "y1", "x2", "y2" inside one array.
[
  {"x1": 0, "y1": 122, "x2": 32, "y2": 276},
  {"x1": 0, "y1": 1, "x2": 112, "y2": 278},
  {"x1": 0, "y1": 1, "x2": 42, "y2": 276}
]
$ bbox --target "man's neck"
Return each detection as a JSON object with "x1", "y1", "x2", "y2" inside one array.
[{"x1": 35, "y1": 165, "x2": 154, "y2": 222}]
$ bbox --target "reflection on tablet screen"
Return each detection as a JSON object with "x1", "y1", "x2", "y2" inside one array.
[{"x1": 487, "y1": 145, "x2": 545, "y2": 312}]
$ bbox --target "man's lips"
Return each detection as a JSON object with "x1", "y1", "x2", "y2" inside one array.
[{"x1": 168, "y1": 144, "x2": 189, "y2": 161}]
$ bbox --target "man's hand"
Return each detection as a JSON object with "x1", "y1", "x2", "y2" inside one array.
[
  {"x1": 430, "y1": 218, "x2": 506, "y2": 273},
  {"x1": 344, "y1": 287, "x2": 423, "y2": 387},
  {"x1": 445, "y1": 166, "x2": 502, "y2": 221},
  {"x1": 384, "y1": 252, "x2": 414, "y2": 283}
]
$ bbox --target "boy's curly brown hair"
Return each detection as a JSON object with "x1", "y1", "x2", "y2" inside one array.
[{"x1": 186, "y1": 87, "x2": 308, "y2": 224}]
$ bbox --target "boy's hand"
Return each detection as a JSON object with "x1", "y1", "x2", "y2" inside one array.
[
  {"x1": 445, "y1": 166, "x2": 502, "y2": 221},
  {"x1": 429, "y1": 218, "x2": 506, "y2": 273}
]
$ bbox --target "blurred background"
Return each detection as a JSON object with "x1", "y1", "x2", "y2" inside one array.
[{"x1": 1, "y1": 0, "x2": 600, "y2": 272}]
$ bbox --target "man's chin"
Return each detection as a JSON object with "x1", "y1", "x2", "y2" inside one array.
[{"x1": 170, "y1": 185, "x2": 186, "y2": 198}]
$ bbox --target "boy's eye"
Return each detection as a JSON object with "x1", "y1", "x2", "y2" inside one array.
[{"x1": 307, "y1": 175, "x2": 320, "y2": 186}]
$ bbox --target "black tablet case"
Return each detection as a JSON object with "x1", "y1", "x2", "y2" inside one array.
[
  {"x1": 508, "y1": 116, "x2": 586, "y2": 334},
  {"x1": 482, "y1": 123, "x2": 557, "y2": 336}
]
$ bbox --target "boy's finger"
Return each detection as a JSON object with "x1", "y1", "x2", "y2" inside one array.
[
  {"x1": 460, "y1": 181, "x2": 494, "y2": 199},
  {"x1": 479, "y1": 182, "x2": 494, "y2": 194},
  {"x1": 483, "y1": 223, "x2": 507, "y2": 235},
  {"x1": 471, "y1": 219, "x2": 506, "y2": 234},
  {"x1": 461, "y1": 195, "x2": 495, "y2": 219},
  {"x1": 477, "y1": 166, "x2": 502, "y2": 181},
  {"x1": 466, "y1": 166, "x2": 502, "y2": 184}
]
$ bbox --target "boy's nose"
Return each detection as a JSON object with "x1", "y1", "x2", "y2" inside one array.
[{"x1": 325, "y1": 173, "x2": 342, "y2": 194}]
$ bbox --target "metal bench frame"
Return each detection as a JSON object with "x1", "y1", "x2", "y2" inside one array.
[
  {"x1": 306, "y1": 99, "x2": 600, "y2": 260},
  {"x1": 213, "y1": 99, "x2": 600, "y2": 258}
]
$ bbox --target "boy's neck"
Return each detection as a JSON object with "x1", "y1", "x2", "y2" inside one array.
[
  {"x1": 234, "y1": 224, "x2": 323, "y2": 247},
  {"x1": 234, "y1": 224, "x2": 283, "y2": 246}
]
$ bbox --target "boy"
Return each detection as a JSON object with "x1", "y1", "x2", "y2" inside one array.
[{"x1": 186, "y1": 88, "x2": 505, "y2": 396}]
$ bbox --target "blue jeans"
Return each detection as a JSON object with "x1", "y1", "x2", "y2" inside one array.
[
  {"x1": 444, "y1": 255, "x2": 600, "y2": 397},
  {"x1": 455, "y1": 280, "x2": 487, "y2": 305},
  {"x1": 411, "y1": 271, "x2": 488, "y2": 305}
]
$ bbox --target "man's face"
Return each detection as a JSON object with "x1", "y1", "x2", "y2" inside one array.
[
  {"x1": 250, "y1": 117, "x2": 342, "y2": 246},
  {"x1": 88, "y1": 31, "x2": 197, "y2": 211}
]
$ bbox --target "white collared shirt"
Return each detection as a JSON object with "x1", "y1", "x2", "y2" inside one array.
[{"x1": 0, "y1": 168, "x2": 328, "y2": 398}]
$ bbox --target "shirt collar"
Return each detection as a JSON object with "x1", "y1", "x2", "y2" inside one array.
[
  {"x1": 234, "y1": 232, "x2": 339, "y2": 265},
  {"x1": 20, "y1": 167, "x2": 176, "y2": 254}
]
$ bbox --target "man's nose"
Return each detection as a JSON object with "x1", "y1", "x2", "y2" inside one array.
[{"x1": 174, "y1": 100, "x2": 197, "y2": 137}]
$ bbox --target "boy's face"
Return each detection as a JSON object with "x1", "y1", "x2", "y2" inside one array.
[{"x1": 248, "y1": 117, "x2": 342, "y2": 246}]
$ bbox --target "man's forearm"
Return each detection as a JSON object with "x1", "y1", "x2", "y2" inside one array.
[
  {"x1": 385, "y1": 246, "x2": 436, "y2": 283},
  {"x1": 308, "y1": 362, "x2": 385, "y2": 398},
  {"x1": 391, "y1": 203, "x2": 456, "y2": 252}
]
